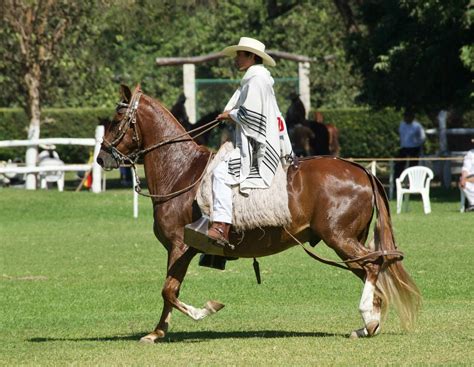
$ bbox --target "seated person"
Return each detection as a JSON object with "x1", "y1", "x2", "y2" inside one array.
[{"x1": 459, "y1": 144, "x2": 474, "y2": 212}]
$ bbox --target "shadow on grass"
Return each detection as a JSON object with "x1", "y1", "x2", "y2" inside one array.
[{"x1": 28, "y1": 329, "x2": 342, "y2": 343}]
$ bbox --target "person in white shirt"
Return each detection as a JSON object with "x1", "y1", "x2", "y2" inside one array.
[
  {"x1": 459, "y1": 144, "x2": 474, "y2": 212},
  {"x1": 207, "y1": 37, "x2": 293, "y2": 244},
  {"x1": 394, "y1": 110, "x2": 426, "y2": 179}
]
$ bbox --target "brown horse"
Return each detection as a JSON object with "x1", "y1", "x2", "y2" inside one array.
[{"x1": 97, "y1": 85, "x2": 421, "y2": 343}]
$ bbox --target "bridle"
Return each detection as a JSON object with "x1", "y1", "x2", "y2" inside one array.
[
  {"x1": 101, "y1": 92, "x2": 143, "y2": 166},
  {"x1": 101, "y1": 92, "x2": 221, "y2": 201}
]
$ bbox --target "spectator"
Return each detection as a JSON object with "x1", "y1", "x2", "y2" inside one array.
[
  {"x1": 120, "y1": 166, "x2": 133, "y2": 187},
  {"x1": 394, "y1": 109, "x2": 426, "y2": 179},
  {"x1": 459, "y1": 141, "x2": 474, "y2": 212},
  {"x1": 38, "y1": 144, "x2": 60, "y2": 162}
]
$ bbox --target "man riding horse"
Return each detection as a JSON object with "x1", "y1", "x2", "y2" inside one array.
[{"x1": 207, "y1": 37, "x2": 293, "y2": 244}]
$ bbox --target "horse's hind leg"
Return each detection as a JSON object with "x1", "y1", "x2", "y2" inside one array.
[
  {"x1": 351, "y1": 263, "x2": 383, "y2": 338},
  {"x1": 323, "y1": 236, "x2": 382, "y2": 338}
]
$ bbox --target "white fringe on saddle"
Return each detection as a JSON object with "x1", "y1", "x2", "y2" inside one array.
[{"x1": 196, "y1": 142, "x2": 292, "y2": 232}]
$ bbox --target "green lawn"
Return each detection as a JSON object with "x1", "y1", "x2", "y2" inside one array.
[{"x1": 1, "y1": 186, "x2": 473, "y2": 366}]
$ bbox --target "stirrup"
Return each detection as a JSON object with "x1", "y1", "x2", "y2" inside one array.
[{"x1": 184, "y1": 217, "x2": 235, "y2": 257}]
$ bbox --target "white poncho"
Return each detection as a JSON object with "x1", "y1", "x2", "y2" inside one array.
[{"x1": 223, "y1": 64, "x2": 293, "y2": 195}]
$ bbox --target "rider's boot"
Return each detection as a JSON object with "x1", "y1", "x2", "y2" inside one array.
[{"x1": 208, "y1": 221, "x2": 231, "y2": 244}]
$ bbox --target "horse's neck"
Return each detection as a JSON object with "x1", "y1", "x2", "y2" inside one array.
[{"x1": 140, "y1": 98, "x2": 207, "y2": 195}]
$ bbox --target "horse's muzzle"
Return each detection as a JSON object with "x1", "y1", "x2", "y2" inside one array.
[{"x1": 96, "y1": 149, "x2": 120, "y2": 170}]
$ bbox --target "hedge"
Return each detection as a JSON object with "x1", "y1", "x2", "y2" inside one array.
[
  {"x1": 1, "y1": 107, "x2": 472, "y2": 162},
  {"x1": 314, "y1": 108, "x2": 437, "y2": 158}
]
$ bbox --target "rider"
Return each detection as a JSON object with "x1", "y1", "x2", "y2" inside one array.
[{"x1": 207, "y1": 37, "x2": 293, "y2": 244}]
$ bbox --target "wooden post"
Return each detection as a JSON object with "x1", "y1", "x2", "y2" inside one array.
[
  {"x1": 183, "y1": 63, "x2": 196, "y2": 124},
  {"x1": 92, "y1": 125, "x2": 104, "y2": 193},
  {"x1": 438, "y1": 110, "x2": 450, "y2": 188},
  {"x1": 298, "y1": 62, "x2": 310, "y2": 118},
  {"x1": 371, "y1": 160, "x2": 376, "y2": 176},
  {"x1": 132, "y1": 168, "x2": 138, "y2": 218},
  {"x1": 389, "y1": 159, "x2": 395, "y2": 200}
]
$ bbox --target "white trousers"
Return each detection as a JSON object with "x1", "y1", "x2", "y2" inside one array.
[
  {"x1": 212, "y1": 160, "x2": 233, "y2": 224},
  {"x1": 463, "y1": 182, "x2": 474, "y2": 206}
]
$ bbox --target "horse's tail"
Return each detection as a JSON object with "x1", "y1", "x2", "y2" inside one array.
[{"x1": 368, "y1": 173, "x2": 422, "y2": 330}]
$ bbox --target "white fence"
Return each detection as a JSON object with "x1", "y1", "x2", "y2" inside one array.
[{"x1": 0, "y1": 125, "x2": 104, "y2": 193}]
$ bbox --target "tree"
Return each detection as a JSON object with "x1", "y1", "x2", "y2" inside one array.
[
  {"x1": 2, "y1": 0, "x2": 98, "y2": 188},
  {"x1": 1, "y1": 0, "x2": 361, "y2": 113},
  {"x1": 334, "y1": 0, "x2": 472, "y2": 114}
]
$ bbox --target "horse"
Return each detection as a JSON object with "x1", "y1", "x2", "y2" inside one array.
[
  {"x1": 170, "y1": 93, "x2": 190, "y2": 128},
  {"x1": 97, "y1": 85, "x2": 421, "y2": 343},
  {"x1": 285, "y1": 96, "x2": 330, "y2": 157},
  {"x1": 304, "y1": 120, "x2": 331, "y2": 156},
  {"x1": 169, "y1": 99, "x2": 224, "y2": 148}
]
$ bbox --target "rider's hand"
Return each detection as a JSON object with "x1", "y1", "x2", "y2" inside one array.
[{"x1": 217, "y1": 111, "x2": 232, "y2": 121}]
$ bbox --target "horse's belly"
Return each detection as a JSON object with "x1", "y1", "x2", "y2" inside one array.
[{"x1": 225, "y1": 227, "x2": 296, "y2": 258}]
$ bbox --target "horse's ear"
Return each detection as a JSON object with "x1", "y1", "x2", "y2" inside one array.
[
  {"x1": 120, "y1": 84, "x2": 132, "y2": 103},
  {"x1": 133, "y1": 84, "x2": 142, "y2": 94}
]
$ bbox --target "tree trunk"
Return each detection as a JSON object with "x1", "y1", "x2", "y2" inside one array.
[{"x1": 24, "y1": 64, "x2": 41, "y2": 190}]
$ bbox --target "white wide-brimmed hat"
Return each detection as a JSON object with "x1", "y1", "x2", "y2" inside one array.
[{"x1": 222, "y1": 37, "x2": 276, "y2": 67}]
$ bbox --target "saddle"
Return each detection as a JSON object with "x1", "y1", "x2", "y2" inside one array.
[{"x1": 184, "y1": 142, "x2": 293, "y2": 258}]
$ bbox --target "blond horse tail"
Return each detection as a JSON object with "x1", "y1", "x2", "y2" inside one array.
[{"x1": 369, "y1": 173, "x2": 422, "y2": 330}]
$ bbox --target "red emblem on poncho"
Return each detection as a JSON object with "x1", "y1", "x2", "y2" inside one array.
[{"x1": 277, "y1": 117, "x2": 284, "y2": 132}]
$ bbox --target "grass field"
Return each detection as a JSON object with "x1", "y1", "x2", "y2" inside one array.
[{"x1": 1, "y1": 184, "x2": 473, "y2": 366}]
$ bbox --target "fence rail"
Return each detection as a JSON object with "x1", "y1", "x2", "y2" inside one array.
[{"x1": 0, "y1": 126, "x2": 104, "y2": 193}]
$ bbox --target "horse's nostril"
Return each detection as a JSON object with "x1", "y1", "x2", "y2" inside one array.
[{"x1": 96, "y1": 157, "x2": 104, "y2": 167}]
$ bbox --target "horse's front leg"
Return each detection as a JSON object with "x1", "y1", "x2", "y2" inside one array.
[{"x1": 140, "y1": 243, "x2": 224, "y2": 343}]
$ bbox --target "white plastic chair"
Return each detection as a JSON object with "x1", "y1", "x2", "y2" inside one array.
[
  {"x1": 396, "y1": 166, "x2": 434, "y2": 214},
  {"x1": 38, "y1": 157, "x2": 65, "y2": 192}
]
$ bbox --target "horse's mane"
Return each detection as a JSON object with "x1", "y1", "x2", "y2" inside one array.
[{"x1": 139, "y1": 91, "x2": 190, "y2": 136}]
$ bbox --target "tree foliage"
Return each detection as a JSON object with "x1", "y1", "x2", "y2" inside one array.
[
  {"x1": 1, "y1": 0, "x2": 360, "y2": 114},
  {"x1": 337, "y1": 0, "x2": 472, "y2": 112},
  {"x1": 1, "y1": 1, "x2": 103, "y2": 110}
]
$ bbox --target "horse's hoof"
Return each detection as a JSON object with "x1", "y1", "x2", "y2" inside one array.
[
  {"x1": 205, "y1": 300, "x2": 225, "y2": 314},
  {"x1": 139, "y1": 336, "x2": 155, "y2": 344},
  {"x1": 366, "y1": 320, "x2": 380, "y2": 336},
  {"x1": 139, "y1": 331, "x2": 165, "y2": 344},
  {"x1": 349, "y1": 327, "x2": 368, "y2": 339}
]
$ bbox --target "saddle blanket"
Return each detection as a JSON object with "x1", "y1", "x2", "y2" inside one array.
[{"x1": 196, "y1": 142, "x2": 292, "y2": 232}]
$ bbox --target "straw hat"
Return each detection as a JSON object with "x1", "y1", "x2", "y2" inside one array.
[{"x1": 222, "y1": 37, "x2": 276, "y2": 67}]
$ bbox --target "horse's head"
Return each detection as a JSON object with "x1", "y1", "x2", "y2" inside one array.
[{"x1": 97, "y1": 85, "x2": 143, "y2": 170}]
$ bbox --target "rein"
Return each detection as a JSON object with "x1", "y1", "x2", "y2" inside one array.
[
  {"x1": 283, "y1": 228, "x2": 404, "y2": 270},
  {"x1": 102, "y1": 92, "x2": 221, "y2": 202},
  {"x1": 132, "y1": 152, "x2": 214, "y2": 202}
]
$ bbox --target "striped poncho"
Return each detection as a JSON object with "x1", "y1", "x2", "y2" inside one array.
[{"x1": 224, "y1": 64, "x2": 293, "y2": 195}]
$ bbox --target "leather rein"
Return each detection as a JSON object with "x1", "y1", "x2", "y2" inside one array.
[
  {"x1": 283, "y1": 228, "x2": 404, "y2": 271},
  {"x1": 101, "y1": 92, "x2": 220, "y2": 202}
]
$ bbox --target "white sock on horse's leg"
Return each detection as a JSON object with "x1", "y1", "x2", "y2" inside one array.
[
  {"x1": 359, "y1": 279, "x2": 381, "y2": 335},
  {"x1": 180, "y1": 301, "x2": 224, "y2": 321}
]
